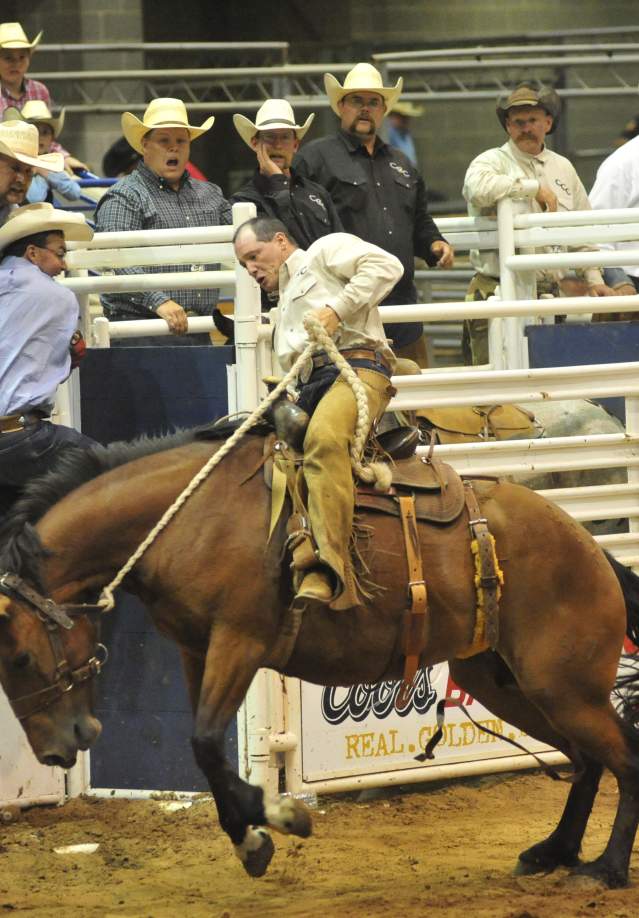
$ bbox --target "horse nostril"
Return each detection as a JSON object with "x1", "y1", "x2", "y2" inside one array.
[{"x1": 43, "y1": 754, "x2": 75, "y2": 769}]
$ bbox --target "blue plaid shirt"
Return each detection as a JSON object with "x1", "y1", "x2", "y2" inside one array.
[{"x1": 94, "y1": 161, "x2": 232, "y2": 320}]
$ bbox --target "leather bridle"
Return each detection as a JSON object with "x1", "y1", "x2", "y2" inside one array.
[{"x1": 0, "y1": 572, "x2": 108, "y2": 722}]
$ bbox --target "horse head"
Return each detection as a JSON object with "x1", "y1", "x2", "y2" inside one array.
[{"x1": 0, "y1": 572, "x2": 106, "y2": 768}]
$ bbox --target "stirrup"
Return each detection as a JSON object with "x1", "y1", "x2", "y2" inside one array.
[{"x1": 376, "y1": 426, "x2": 420, "y2": 460}]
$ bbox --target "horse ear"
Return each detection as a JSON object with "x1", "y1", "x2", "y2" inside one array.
[{"x1": 0, "y1": 597, "x2": 11, "y2": 619}]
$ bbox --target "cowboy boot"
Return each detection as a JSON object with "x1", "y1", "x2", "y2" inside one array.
[{"x1": 294, "y1": 567, "x2": 336, "y2": 607}]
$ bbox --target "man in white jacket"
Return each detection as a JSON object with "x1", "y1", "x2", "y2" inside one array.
[
  {"x1": 234, "y1": 217, "x2": 401, "y2": 611},
  {"x1": 462, "y1": 84, "x2": 611, "y2": 364}
]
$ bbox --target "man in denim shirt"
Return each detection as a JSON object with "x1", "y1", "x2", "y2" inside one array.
[{"x1": 0, "y1": 204, "x2": 94, "y2": 515}]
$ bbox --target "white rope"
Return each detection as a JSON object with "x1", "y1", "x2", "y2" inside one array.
[{"x1": 97, "y1": 313, "x2": 390, "y2": 611}]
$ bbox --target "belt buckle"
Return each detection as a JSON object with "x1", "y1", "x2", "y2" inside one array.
[{"x1": 299, "y1": 358, "x2": 313, "y2": 385}]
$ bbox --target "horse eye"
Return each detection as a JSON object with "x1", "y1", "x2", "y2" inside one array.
[{"x1": 13, "y1": 652, "x2": 31, "y2": 670}]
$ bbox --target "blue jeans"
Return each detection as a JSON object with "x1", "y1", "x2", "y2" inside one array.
[{"x1": 0, "y1": 420, "x2": 95, "y2": 516}]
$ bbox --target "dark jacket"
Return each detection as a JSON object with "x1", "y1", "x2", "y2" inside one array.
[
  {"x1": 231, "y1": 168, "x2": 342, "y2": 249},
  {"x1": 294, "y1": 130, "x2": 447, "y2": 347}
]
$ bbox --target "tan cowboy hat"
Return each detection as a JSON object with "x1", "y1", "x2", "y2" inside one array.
[
  {"x1": 3, "y1": 101, "x2": 65, "y2": 138},
  {"x1": 392, "y1": 101, "x2": 424, "y2": 118},
  {"x1": 0, "y1": 22, "x2": 42, "y2": 50},
  {"x1": 0, "y1": 203, "x2": 93, "y2": 250},
  {"x1": 233, "y1": 99, "x2": 314, "y2": 148},
  {"x1": 121, "y1": 98, "x2": 215, "y2": 154},
  {"x1": 324, "y1": 63, "x2": 403, "y2": 116},
  {"x1": 0, "y1": 122, "x2": 64, "y2": 171},
  {"x1": 496, "y1": 83, "x2": 562, "y2": 135}
]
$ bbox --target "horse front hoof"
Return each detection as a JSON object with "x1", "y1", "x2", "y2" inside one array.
[
  {"x1": 265, "y1": 795, "x2": 314, "y2": 838},
  {"x1": 235, "y1": 827, "x2": 275, "y2": 878},
  {"x1": 573, "y1": 858, "x2": 628, "y2": 889},
  {"x1": 515, "y1": 839, "x2": 579, "y2": 875}
]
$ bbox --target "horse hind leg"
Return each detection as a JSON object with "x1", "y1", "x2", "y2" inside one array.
[
  {"x1": 450, "y1": 654, "x2": 603, "y2": 875},
  {"x1": 513, "y1": 661, "x2": 639, "y2": 887},
  {"x1": 189, "y1": 626, "x2": 312, "y2": 878}
]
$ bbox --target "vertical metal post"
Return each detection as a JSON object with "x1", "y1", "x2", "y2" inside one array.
[
  {"x1": 67, "y1": 268, "x2": 92, "y2": 341},
  {"x1": 232, "y1": 202, "x2": 261, "y2": 412},
  {"x1": 231, "y1": 202, "x2": 280, "y2": 797},
  {"x1": 625, "y1": 396, "x2": 639, "y2": 570},
  {"x1": 92, "y1": 316, "x2": 111, "y2": 348},
  {"x1": 497, "y1": 196, "x2": 537, "y2": 369}
]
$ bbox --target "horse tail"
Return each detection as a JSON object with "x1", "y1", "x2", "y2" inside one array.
[
  {"x1": 605, "y1": 550, "x2": 639, "y2": 647},
  {"x1": 604, "y1": 552, "x2": 639, "y2": 750}
]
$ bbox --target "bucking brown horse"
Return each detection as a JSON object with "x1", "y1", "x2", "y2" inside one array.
[{"x1": 0, "y1": 426, "x2": 639, "y2": 886}]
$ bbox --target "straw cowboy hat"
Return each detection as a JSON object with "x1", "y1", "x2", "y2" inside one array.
[
  {"x1": 496, "y1": 83, "x2": 562, "y2": 134},
  {"x1": 324, "y1": 63, "x2": 403, "y2": 116},
  {"x1": 233, "y1": 99, "x2": 314, "y2": 148},
  {"x1": 121, "y1": 98, "x2": 215, "y2": 154},
  {"x1": 0, "y1": 121, "x2": 63, "y2": 171},
  {"x1": 392, "y1": 101, "x2": 424, "y2": 118},
  {"x1": 3, "y1": 100, "x2": 65, "y2": 138},
  {"x1": 0, "y1": 22, "x2": 42, "y2": 50},
  {"x1": 0, "y1": 202, "x2": 93, "y2": 250}
]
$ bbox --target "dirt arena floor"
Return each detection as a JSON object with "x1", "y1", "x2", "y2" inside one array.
[{"x1": 1, "y1": 770, "x2": 637, "y2": 917}]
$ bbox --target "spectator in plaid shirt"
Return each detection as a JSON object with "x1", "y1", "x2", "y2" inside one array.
[
  {"x1": 95, "y1": 98, "x2": 232, "y2": 346},
  {"x1": 0, "y1": 22, "x2": 88, "y2": 172}
]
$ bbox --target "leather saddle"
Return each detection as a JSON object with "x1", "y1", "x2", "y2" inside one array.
[
  {"x1": 417, "y1": 404, "x2": 541, "y2": 445},
  {"x1": 356, "y1": 455, "x2": 466, "y2": 525}
]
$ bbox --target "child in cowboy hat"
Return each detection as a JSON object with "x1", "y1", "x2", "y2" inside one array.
[
  {"x1": 4, "y1": 102, "x2": 82, "y2": 204},
  {"x1": 0, "y1": 22, "x2": 88, "y2": 172}
]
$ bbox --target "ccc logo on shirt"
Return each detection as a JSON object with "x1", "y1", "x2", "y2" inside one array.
[
  {"x1": 389, "y1": 161, "x2": 411, "y2": 178},
  {"x1": 554, "y1": 178, "x2": 571, "y2": 195},
  {"x1": 308, "y1": 194, "x2": 326, "y2": 210}
]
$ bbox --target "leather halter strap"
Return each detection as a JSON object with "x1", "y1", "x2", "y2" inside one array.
[{"x1": 0, "y1": 572, "x2": 107, "y2": 721}]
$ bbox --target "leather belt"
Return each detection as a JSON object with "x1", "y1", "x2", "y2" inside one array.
[
  {"x1": 312, "y1": 348, "x2": 392, "y2": 374},
  {"x1": 0, "y1": 412, "x2": 48, "y2": 433}
]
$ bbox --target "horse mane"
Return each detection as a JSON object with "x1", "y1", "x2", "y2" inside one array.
[{"x1": 0, "y1": 429, "x2": 198, "y2": 588}]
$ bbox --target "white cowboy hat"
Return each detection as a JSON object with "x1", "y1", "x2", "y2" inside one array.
[
  {"x1": 0, "y1": 203, "x2": 93, "y2": 250},
  {"x1": 3, "y1": 101, "x2": 65, "y2": 138},
  {"x1": 324, "y1": 63, "x2": 403, "y2": 116},
  {"x1": 0, "y1": 122, "x2": 64, "y2": 171},
  {"x1": 121, "y1": 98, "x2": 215, "y2": 154},
  {"x1": 0, "y1": 22, "x2": 42, "y2": 50},
  {"x1": 233, "y1": 99, "x2": 314, "y2": 148},
  {"x1": 392, "y1": 101, "x2": 424, "y2": 118}
]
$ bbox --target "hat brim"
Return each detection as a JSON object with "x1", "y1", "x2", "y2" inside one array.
[
  {"x1": 233, "y1": 112, "x2": 314, "y2": 148},
  {"x1": 121, "y1": 112, "x2": 215, "y2": 154},
  {"x1": 0, "y1": 206, "x2": 93, "y2": 251},
  {"x1": 0, "y1": 30, "x2": 42, "y2": 50},
  {"x1": 0, "y1": 139, "x2": 64, "y2": 172},
  {"x1": 496, "y1": 95, "x2": 560, "y2": 135},
  {"x1": 393, "y1": 101, "x2": 424, "y2": 118},
  {"x1": 3, "y1": 106, "x2": 65, "y2": 138},
  {"x1": 324, "y1": 72, "x2": 403, "y2": 116}
]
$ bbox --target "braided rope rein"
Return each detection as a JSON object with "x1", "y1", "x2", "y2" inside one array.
[{"x1": 97, "y1": 313, "x2": 391, "y2": 611}]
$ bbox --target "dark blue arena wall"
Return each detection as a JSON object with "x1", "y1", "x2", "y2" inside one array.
[
  {"x1": 80, "y1": 345, "x2": 236, "y2": 791},
  {"x1": 527, "y1": 321, "x2": 639, "y2": 424}
]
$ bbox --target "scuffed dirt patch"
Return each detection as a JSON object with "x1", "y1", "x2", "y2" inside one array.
[{"x1": 0, "y1": 772, "x2": 636, "y2": 917}]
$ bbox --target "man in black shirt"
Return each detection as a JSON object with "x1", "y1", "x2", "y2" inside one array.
[
  {"x1": 231, "y1": 99, "x2": 342, "y2": 251},
  {"x1": 294, "y1": 63, "x2": 453, "y2": 364}
]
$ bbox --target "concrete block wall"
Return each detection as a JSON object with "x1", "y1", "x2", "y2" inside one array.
[
  {"x1": 6, "y1": 0, "x2": 638, "y2": 197},
  {"x1": 18, "y1": 0, "x2": 143, "y2": 173}
]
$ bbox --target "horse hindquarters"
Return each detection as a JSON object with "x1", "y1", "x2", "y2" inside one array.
[
  {"x1": 469, "y1": 482, "x2": 639, "y2": 886},
  {"x1": 450, "y1": 653, "x2": 604, "y2": 874}
]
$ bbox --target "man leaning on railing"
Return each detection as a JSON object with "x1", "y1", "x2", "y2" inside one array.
[
  {"x1": 462, "y1": 83, "x2": 616, "y2": 365},
  {"x1": 94, "y1": 98, "x2": 232, "y2": 347}
]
